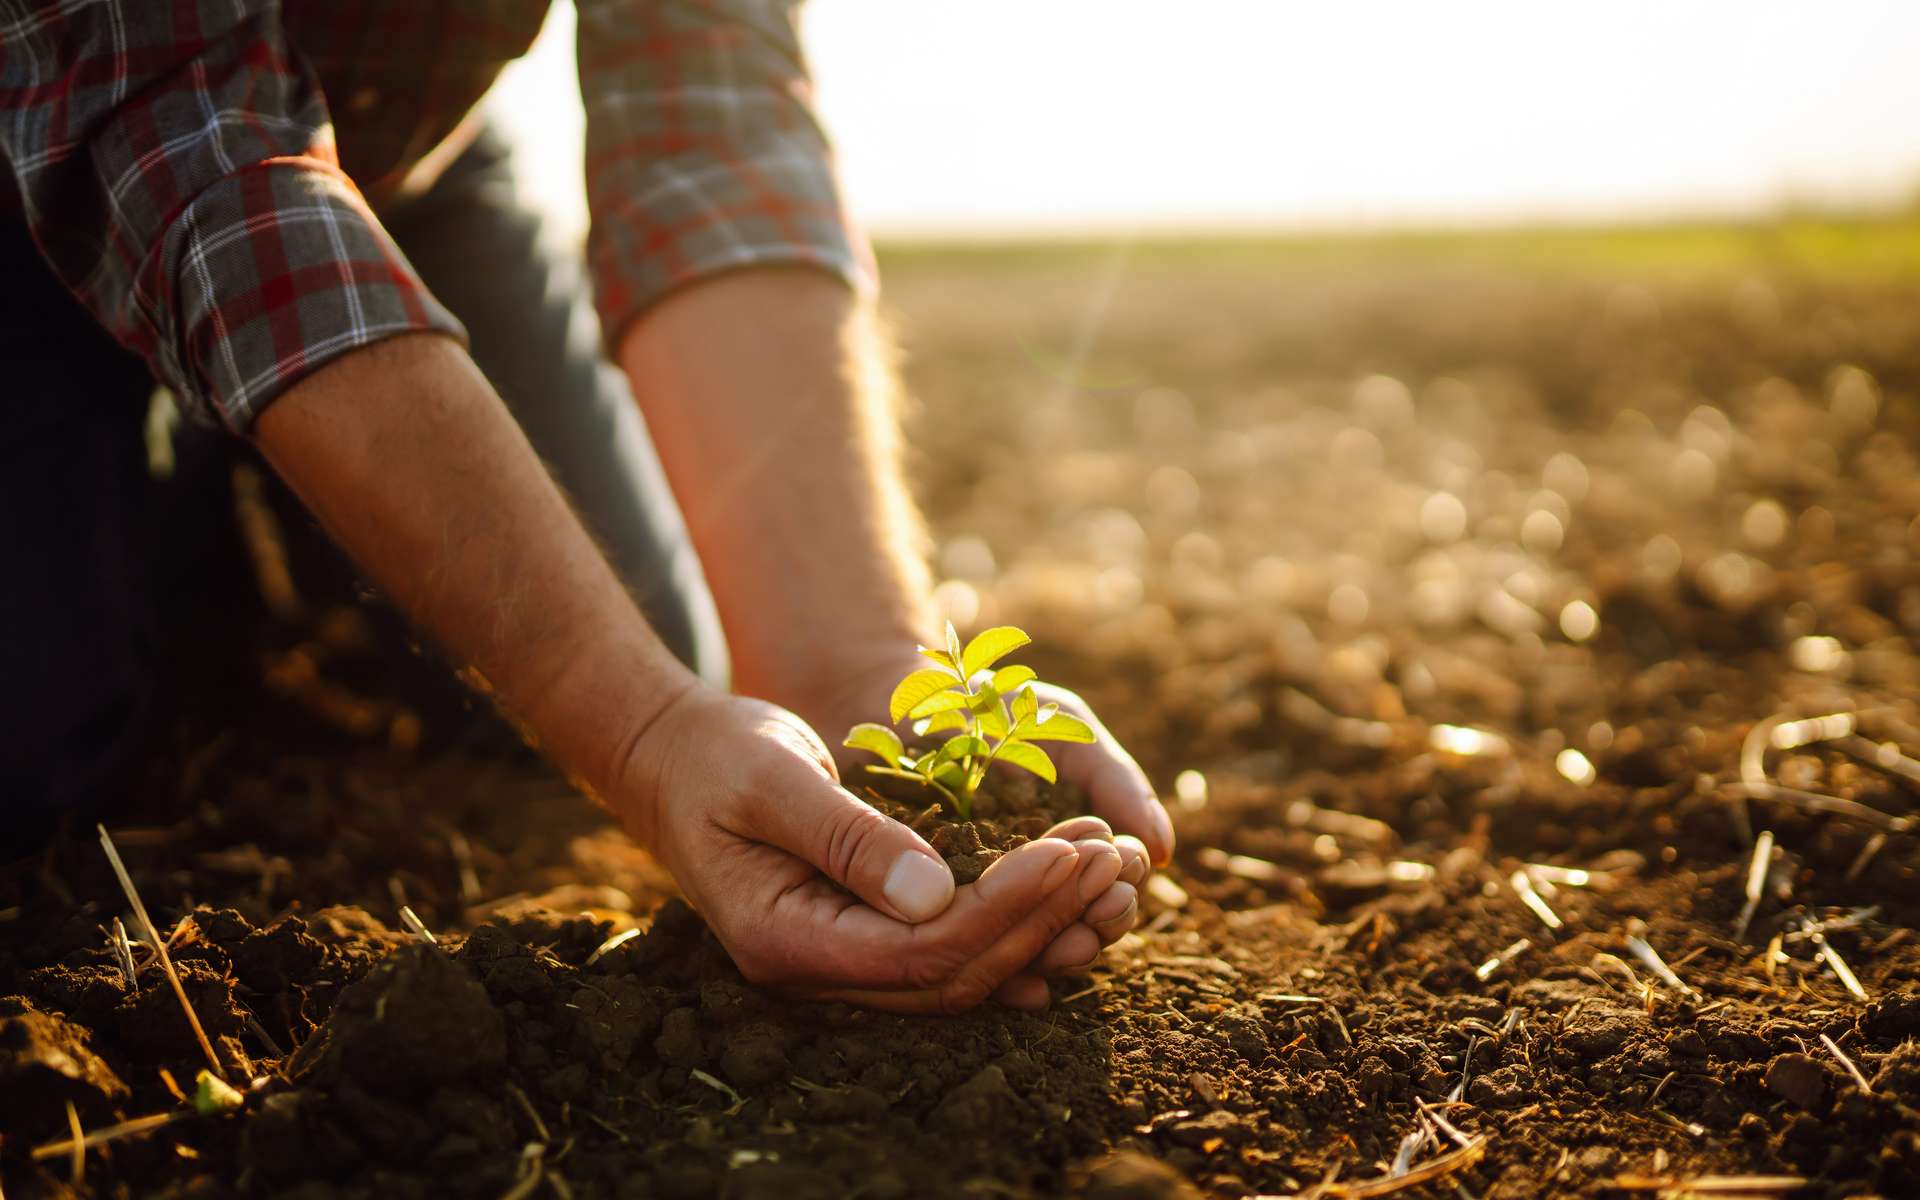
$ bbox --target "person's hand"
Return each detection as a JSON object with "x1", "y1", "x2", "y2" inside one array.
[
  {"x1": 609, "y1": 687, "x2": 1128, "y2": 1012},
  {"x1": 788, "y1": 648, "x2": 1174, "y2": 988}
]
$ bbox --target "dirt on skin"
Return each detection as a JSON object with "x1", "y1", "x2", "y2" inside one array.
[{"x1": 5, "y1": 241, "x2": 1920, "y2": 1198}]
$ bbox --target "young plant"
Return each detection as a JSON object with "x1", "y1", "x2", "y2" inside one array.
[{"x1": 843, "y1": 623, "x2": 1095, "y2": 819}]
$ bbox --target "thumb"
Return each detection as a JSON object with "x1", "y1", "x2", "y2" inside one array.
[{"x1": 749, "y1": 772, "x2": 956, "y2": 923}]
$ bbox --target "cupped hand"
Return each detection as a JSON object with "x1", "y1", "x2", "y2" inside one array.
[
  {"x1": 610, "y1": 687, "x2": 1127, "y2": 1013},
  {"x1": 789, "y1": 650, "x2": 1174, "y2": 995}
]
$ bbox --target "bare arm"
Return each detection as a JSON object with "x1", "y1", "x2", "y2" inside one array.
[
  {"x1": 254, "y1": 333, "x2": 692, "y2": 798},
  {"x1": 617, "y1": 268, "x2": 934, "y2": 711}
]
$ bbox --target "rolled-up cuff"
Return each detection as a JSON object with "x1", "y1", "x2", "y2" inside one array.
[
  {"x1": 584, "y1": 135, "x2": 874, "y2": 349},
  {"x1": 152, "y1": 158, "x2": 467, "y2": 431}
]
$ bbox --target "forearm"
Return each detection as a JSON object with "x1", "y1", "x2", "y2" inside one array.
[
  {"x1": 253, "y1": 333, "x2": 696, "y2": 805},
  {"x1": 618, "y1": 269, "x2": 936, "y2": 709}
]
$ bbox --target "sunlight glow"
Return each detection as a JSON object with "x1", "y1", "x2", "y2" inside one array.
[{"x1": 488, "y1": 3, "x2": 1920, "y2": 241}]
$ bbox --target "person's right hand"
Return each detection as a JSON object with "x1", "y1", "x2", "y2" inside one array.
[{"x1": 608, "y1": 687, "x2": 1126, "y2": 1013}]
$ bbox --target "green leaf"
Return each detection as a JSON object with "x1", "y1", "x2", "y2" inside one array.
[
  {"x1": 890, "y1": 669, "x2": 960, "y2": 724},
  {"x1": 967, "y1": 682, "x2": 1002, "y2": 714},
  {"x1": 961, "y1": 626, "x2": 1032, "y2": 677},
  {"x1": 908, "y1": 690, "x2": 973, "y2": 720},
  {"x1": 935, "y1": 735, "x2": 991, "y2": 765},
  {"x1": 194, "y1": 1069, "x2": 245, "y2": 1115},
  {"x1": 1020, "y1": 711, "x2": 1097, "y2": 744},
  {"x1": 1010, "y1": 685, "x2": 1039, "y2": 725},
  {"x1": 915, "y1": 709, "x2": 969, "y2": 735},
  {"x1": 990, "y1": 664, "x2": 1037, "y2": 693},
  {"x1": 912, "y1": 748, "x2": 942, "y2": 775},
  {"x1": 994, "y1": 740, "x2": 1058, "y2": 784},
  {"x1": 916, "y1": 645, "x2": 960, "y2": 675},
  {"x1": 976, "y1": 700, "x2": 1010, "y2": 739},
  {"x1": 843, "y1": 723, "x2": 906, "y2": 764},
  {"x1": 932, "y1": 762, "x2": 968, "y2": 790},
  {"x1": 945, "y1": 620, "x2": 965, "y2": 669}
]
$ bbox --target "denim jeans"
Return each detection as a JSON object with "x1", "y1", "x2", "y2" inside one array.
[{"x1": 0, "y1": 123, "x2": 725, "y2": 849}]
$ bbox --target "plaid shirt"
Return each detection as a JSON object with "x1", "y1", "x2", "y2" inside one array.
[{"x1": 0, "y1": 0, "x2": 868, "y2": 430}]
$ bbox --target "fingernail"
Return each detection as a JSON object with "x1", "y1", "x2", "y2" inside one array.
[
  {"x1": 1039, "y1": 846, "x2": 1081, "y2": 893},
  {"x1": 1076, "y1": 841, "x2": 1123, "y2": 903},
  {"x1": 884, "y1": 852, "x2": 953, "y2": 922}
]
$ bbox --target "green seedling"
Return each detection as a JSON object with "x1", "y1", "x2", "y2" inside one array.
[{"x1": 843, "y1": 623, "x2": 1095, "y2": 819}]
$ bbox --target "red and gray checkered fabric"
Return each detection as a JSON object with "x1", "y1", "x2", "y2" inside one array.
[{"x1": 0, "y1": 0, "x2": 869, "y2": 430}]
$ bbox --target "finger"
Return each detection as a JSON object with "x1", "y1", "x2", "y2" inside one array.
[
  {"x1": 1036, "y1": 923, "x2": 1100, "y2": 973},
  {"x1": 991, "y1": 974, "x2": 1050, "y2": 1011},
  {"x1": 745, "y1": 768, "x2": 957, "y2": 923},
  {"x1": 1088, "y1": 882, "x2": 1138, "y2": 944},
  {"x1": 1044, "y1": 702, "x2": 1175, "y2": 866},
  {"x1": 1113, "y1": 835, "x2": 1149, "y2": 885},
  {"x1": 1041, "y1": 815, "x2": 1113, "y2": 843},
  {"x1": 758, "y1": 837, "x2": 1081, "y2": 990},
  {"x1": 1081, "y1": 747, "x2": 1175, "y2": 866},
  {"x1": 1031, "y1": 875, "x2": 1135, "y2": 966},
  {"x1": 813, "y1": 840, "x2": 1122, "y2": 1012}
]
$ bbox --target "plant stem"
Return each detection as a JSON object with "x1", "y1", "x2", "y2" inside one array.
[{"x1": 863, "y1": 765, "x2": 962, "y2": 813}]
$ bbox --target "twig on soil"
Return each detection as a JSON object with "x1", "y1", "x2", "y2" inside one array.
[
  {"x1": 64, "y1": 1100, "x2": 84, "y2": 1184},
  {"x1": 1732, "y1": 830, "x2": 1775, "y2": 942},
  {"x1": 1801, "y1": 921, "x2": 1870, "y2": 1002},
  {"x1": 1474, "y1": 938, "x2": 1531, "y2": 983},
  {"x1": 1508, "y1": 869, "x2": 1564, "y2": 932},
  {"x1": 1818, "y1": 1033, "x2": 1873, "y2": 1093},
  {"x1": 1416, "y1": 1100, "x2": 1473, "y2": 1149},
  {"x1": 109, "y1": 917, "x2": 138, "y2": 989},
  {"x1": 507, "y1": 1083, "x2": 552, "y2": 1143},
  {"x1": 1844, "y1": 833, "x2": 1887, "y2": 883},
  {"x1": 444, "y1": 826, "x2": 483, "y2": 905},
  {"x1": 1198, "y1": 847, "x2": 1304, "y2": 889},
  {"x1": 1623, "y1": 922, "x2": 1697, "y2": 999},
  {"x1": 1058, "y1": 982, "x2": 1102, "y2": 1005},
  {"x1": 1738, "y1": 715, "x2": 1914, "y2": 834},
  {"x1": 1650, "y1": 1108, "x2": 1706, "y2": 1137},
  {"x1": 1525, "y1": 863, "x2": 1595, "y2": 888},
  {"x1": 30, "y1": 1112, "x2": 190, "y2": 1161},
  {"x1": 582, "y1": 928, "x2": 640, "y2": 968},
  {"x1": 1838, "y1": 734, "x2": 1920, "y2": 786},
  {"x1": 1315, "y1": 1135, "x2": 1487, "y2": 1198},
  {"x1": 1769, "y1": 712, "x2": 1854, "y2": 751},
  {"x1": 579, "y1": 1109, "x2": 632, "y2": 1144},
  {"x1": 1646, "y1": 1071, "x2": 1677, "y2": 1107},
  {"x1": 97, "y1": 825, "x2": 226, "y2": 1080},
  {"x1": 498, "y1": 1143, "x2": 545, "y2": 1200},
  {"x1": 689, "y1": 1068, "x2": 746, "y2": 1110},
  {"x1": 242, "y1": 1010, "x2": 286, "y2": 1059},
  {"x1": 1388, "y1": 1125, "x2": 1425, "y2": 1178},
  {"x1": 398, "y1": 905, "x2": 440, "y2": 949},
  {"x1": 1447, "y1": 1037, "x2": 1481, "y2": 1103},
  {"x1": 1782, "y1": 907, "x2": 1880, "y2": 944}
]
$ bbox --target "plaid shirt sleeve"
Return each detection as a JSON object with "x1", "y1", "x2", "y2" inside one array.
[
  {"x1": 0, "y1": 0, "x2": 465, "y2": 431},
  {"x1": 576, "y1": 0, "x2": 874, "y2": 348}
]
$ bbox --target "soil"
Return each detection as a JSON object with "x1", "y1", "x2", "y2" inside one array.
[{"x1": 4, "y1": 240, "x2": 1920, "y2": 1198}]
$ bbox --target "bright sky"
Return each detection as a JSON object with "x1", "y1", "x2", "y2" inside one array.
[{"x1": 488, "y1": 3, "x2": 1920, "y2": 241}]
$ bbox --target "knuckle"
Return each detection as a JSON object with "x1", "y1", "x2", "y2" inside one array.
[
  {"x1": 823, "y1": 802, "x2": 893, "y2": 883},
  {"x1": 937, "y1": 969, "x2": 994, "y2": 1015},
  {"x1": 899, "y1": 955, "x2": 952, "y2": 991}
]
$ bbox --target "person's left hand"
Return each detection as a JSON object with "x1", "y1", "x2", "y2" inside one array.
[{"x1": 789, "y1": 648, "x2": 1174, "y2": 1007}]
